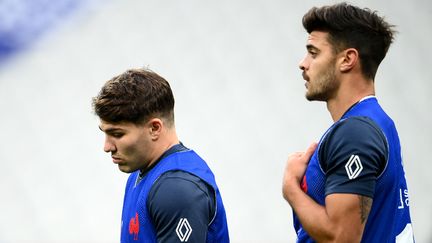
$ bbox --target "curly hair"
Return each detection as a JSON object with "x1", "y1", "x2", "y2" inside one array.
[
  {"x1": 92, "y1": 68, "x2": 175, "y2": 125},
  {"x1": 302, "y1": 2, "x2": 396, "y2": 79}
]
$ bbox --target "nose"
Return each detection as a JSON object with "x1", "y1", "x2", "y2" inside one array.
[
  {"x1": 103, "y1": 136, "x2": 116, "y2": 153},
  {"x1": 298, "y1": 56, "x2": 307, "y2": 71}
]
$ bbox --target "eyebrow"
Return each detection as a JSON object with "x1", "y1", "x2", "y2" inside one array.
[
  {"x1": 98, "y1": 126, "x2": 123, "y2": 133},
  {"x1": 306, "y1": 44, "x2": 319, "y2": 51}
]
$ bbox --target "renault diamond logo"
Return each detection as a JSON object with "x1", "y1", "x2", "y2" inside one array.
[
  {"x1": 345, "y1": 155, "x2": 363, "y2": 180},
  {"x1": 176, "y1": 218, "x2": 192, "y2": 242}
]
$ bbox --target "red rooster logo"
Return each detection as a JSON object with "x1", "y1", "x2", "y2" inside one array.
[{"x1": 129, "y1": 212, "x2": 140, "y2": 240}]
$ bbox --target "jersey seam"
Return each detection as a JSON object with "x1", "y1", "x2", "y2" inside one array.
[
  {"x1": 159, "y1": 174, "x2": 217, "y2": 227},
  {"x1": 348, "y1": 116, "x2": 389, "y2": 178},
  {"x1": 156, "y1": 175, "x2": 212, "y2": 197},
  {"x1": 323, "y1": 116, "x2": 389, "y2": 177},
  {"x1": 148, "y1": 173, "x2": 216, "y2": 226}
]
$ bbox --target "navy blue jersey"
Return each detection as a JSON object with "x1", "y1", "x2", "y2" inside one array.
[
  {"x1": 319, "y1": 116, "x2": 388, "y2": 198},
  {"x1": 293, "y1": 96, "x2": 413, "y2": 242},
  {"x1": 148, "y1": 170, "x2": 216, "y2": 242},
  {"x1": 120, "y1": 144, "x2": 229, "y2": 243}
]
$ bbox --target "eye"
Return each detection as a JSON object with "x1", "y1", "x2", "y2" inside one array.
[
  {"x1": 308, "y1": 50, "x2": 318, "y2": 57},
  {"x1": 110, "y1": 132, "x2": 124, "y2": 138}
]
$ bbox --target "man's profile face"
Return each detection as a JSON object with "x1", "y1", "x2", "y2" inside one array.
[
  {"x1": 298, "y1": 31, "x2": 340, "y2": 101},
  {"x1": 99, "y1": 120, "x2": 155, "y2": 173}
]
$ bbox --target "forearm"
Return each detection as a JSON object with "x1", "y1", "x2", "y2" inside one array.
[
  {"x1": 282, "y1": 141, "x2": 369, "y2": 242},
  {"x1": 285, "y1": 180, "x2": 336, "y2": 242},
  {"x1": 284, "y1": 180, "x2": 363, "y2": 242}
]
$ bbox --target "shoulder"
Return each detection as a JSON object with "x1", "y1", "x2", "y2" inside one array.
[
  {"x1": 322, "y1": 116, "x2": 387, "y2": 150},
  {"x1": 150, "y1": 170, "x2": 214, "y2": 199},
  {"x1": 320, "y1": 117, "x2": 389, "y2": 197},
  {"x1": 147, "y1": 170, "x2": 216, "y2": 242},
  {"x1": 147, "y1": 170, "x2": 216, "y2": 220},
  {"x1": 319, "y1": 116, "x2": 388, "y2": 172},
  {"x1": 333, "y1": 116, "x2": 385, "y2": 140}
]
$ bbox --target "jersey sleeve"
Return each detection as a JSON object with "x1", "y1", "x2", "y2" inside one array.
[
  {"x1": 147, "y1": 170, "x2": 216, "y2": 243},
  {"x1": 319, "y1": 116, "x2": 388, "y2": 198}
]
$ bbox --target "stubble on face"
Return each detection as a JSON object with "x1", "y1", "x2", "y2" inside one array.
[
  {"x1": 305, "y1": 57, "x2": 339, "y2": 102},
  {"x1": 100, "y1": 120, "x2": 154, "y2": 174}
]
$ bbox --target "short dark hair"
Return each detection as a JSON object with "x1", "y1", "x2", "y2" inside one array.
[
  {"x1": 92, "y1": 68, "x2": 175, "y2": 125},
  {"x1": 302, "y1": 2, "x2": 396, "y2": 79}
]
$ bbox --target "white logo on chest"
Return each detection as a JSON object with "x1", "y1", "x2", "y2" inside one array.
[
  {"x1": 345, "y1": 155, "x2": 363, "y2": 179},
  {"x1": 176, "y1": 218, "x2": 192, "y2": 242}
]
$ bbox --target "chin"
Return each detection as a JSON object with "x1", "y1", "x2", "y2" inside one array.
[
  {"x1": 306, "y1": 92, "x2": 328, "y2": 102},
  {"x1": 305, "y1": 93, "x2": 318, "y2": 101},
  {"x1": 118, "y1": 165, "x2": 135, "y2": 174}
]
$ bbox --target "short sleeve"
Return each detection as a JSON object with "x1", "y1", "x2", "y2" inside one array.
[
  {"x1": 147, "y1": 170, "x2": 216, "y2": 242},
  {"x1": 319, "y1": 116, "x2": 388, "y2": 198}
]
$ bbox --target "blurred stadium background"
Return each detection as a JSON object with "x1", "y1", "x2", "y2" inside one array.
[{"x1": 0, "y1": 0, "x2": 430, "y2": 242}]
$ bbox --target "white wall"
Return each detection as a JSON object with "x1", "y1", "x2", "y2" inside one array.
[{"x1": 0, "y1": 0, "x2": 430, "y2": 242}]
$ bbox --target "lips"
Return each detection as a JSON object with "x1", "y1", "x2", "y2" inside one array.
[
  {"x1": 302, "y1": 72, "x2": 310, "y2": 88},
  {"x1": 112, "y1": 156, "x2": 122, "y2": 164}
]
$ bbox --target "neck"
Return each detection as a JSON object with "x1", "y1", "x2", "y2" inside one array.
[
  {"x1": 148, "y1": 127, "x2": 179, "y2": 167},
  {"x1": 327, "y1": 76, "x2": 375, "y2": 121},
  {"x1": 162, "y1": 128, "x2": 180, "y2": 153}
]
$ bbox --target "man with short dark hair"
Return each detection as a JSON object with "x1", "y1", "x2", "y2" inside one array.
[
  {"x1": 282, "y1": 3, "x2": 414, "y2": 242},
  {"x1": 93, "y1": 68, "x2": 230, "y2": 242}
]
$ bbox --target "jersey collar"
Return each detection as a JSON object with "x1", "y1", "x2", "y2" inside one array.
[{"x1": 341, "y1": 95, "x2": 377, "y2": 120}]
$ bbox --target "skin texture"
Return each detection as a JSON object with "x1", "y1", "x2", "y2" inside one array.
[
  {"x1": 282, "y1": 31, "x2": 375, "y2": 242},
  {"x1": 99, "y1": 118, "x2": 179, "y2": 173},
  {"x1": 301, "y1": 34, "x2": 339, "y2": 102}
]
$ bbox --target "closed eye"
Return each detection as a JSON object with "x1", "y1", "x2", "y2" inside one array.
[
  {"x1": 110, "y1": 132, "x2": 124, "y2": 138},
  {"x1": 99, "y1": 126, "x2": 125, "y2": 138}
]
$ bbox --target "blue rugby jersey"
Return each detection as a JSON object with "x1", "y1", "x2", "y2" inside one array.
[
  {"x1": 293, "y1": 96, "x2": 413, "y2": 242},
  {"x1": 120, "y1": 146, "x2": 229, "y2": 243}
]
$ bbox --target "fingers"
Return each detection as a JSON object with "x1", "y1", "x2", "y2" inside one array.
[
  {"x1": 282, "y1": 142, "x2": 318, "y2": 199},
  {"x1": 287, "y1": 143, "x2": 317, "y2": 162},
  {"x1": 303, "y1": 142, "x2": 318, "y2": 159}
]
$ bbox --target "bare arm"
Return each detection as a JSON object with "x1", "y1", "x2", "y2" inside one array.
[{"x1": 282, "y1": 143, "x2": 372, "y2": 242}]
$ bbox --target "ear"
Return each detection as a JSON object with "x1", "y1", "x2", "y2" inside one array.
[
  {"x1": 147, "y1": 118, "x2": 163, "y2": 140},
  {"x1": 339, "y1": 48, "x2": 359, "y2": 72}
]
